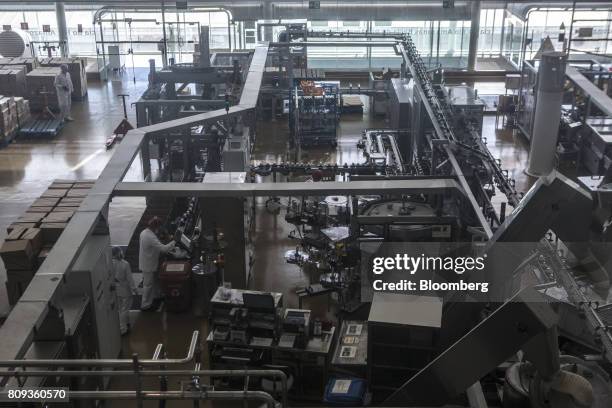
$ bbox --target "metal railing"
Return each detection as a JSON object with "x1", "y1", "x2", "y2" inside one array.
[{"x1": 0, "y1": 331, "x2": 287, "y2": 408}]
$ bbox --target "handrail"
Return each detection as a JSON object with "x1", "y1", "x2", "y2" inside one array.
[
  {"x1": 0, "y1": 331, "x2": 199, "y2": 367},
  {"x1": 1, "y1": 368, "x2": 288, "y2": 408},
  {"x1": 5, "y1": 390, "x2": 278, "y2": 408}
]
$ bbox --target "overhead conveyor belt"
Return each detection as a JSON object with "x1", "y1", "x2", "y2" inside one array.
[{"x1": 566, "y1": 65, "x2": 612, "y2": 118}]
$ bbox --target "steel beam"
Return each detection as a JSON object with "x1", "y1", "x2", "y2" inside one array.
[
  {"x1": 270, "y1": 41, "x2": 397, "y2": 47},
  {"x1": 566, "y1": 65, "x2": 612, "y2": 118},
  {"x1": 135, "y1": 100, "x2": 226, "y2": 108},
  {"x1": 114, "y1": 179, "x2": 464, "y2": 198},
  {"x1": 152, "y1": 70, "x2": 231, "y2": 84},
  {"x1": 138, "y1": 45, "x2": 269, "y2": 136}
]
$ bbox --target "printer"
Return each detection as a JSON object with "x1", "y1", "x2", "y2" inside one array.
[{"x1": 283, "y1": 309, "x2": 311, "y2": 339}]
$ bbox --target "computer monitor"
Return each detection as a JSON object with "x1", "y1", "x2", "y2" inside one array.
[{"x1": 242, "y1": 292, "x2": 275, "y2": 310}]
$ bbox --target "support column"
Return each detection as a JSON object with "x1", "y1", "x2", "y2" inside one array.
[
  {"x1": 467, "y1": 0, "x2": 481, "y2": 71},
  {"x1": 263, "y1": 0, "x2": 274, "y2": 42},
  {"x1": 55, "y1": 2, "x2": 69, "y2": 57},
  {"x1": 198, "y1": 26, "x2": 211, "y2": 68},
  {"x1": 526, "y1": 51, "x2": 568, "y2": 177}
]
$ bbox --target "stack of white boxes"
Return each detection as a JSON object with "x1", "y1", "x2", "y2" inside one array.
[{"x1": 0, "y1": 96, "x2": 31, "y2": 145}]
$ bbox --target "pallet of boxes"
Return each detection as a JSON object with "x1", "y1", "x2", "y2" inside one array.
[
  {"x1": 1, "y1": 179, "x2": 95, "y2": 305},
  {"x1": 0, "y1": 96, "x2": 31, "y2": 147},
  {"x1": 38, "y1": 57, "x2": 88, "y2": 100},
  {"x1": 26, "y1": 66, "x2": 61, "y2": 112},
  {"x1": 0, "y1": 64, "x2": 27, "y2": 97},
  {"x1": 0, "y1": 59, "x2": 33, "y2": 146}
]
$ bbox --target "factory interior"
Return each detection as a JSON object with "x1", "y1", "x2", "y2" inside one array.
[{"x1": 2, "y1": 0, "x2": 612, "y2": 407}]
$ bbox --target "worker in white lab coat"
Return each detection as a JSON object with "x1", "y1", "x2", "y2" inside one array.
[
  {"x1": 54, "y1": 64, "x2": 74, "y2": 122},
  {"x1": 111, "y1": 246, "x2": 135, "y2": 335},
  {"x1": 139, "y1": 217, "x2": 175, "y2": 311}
]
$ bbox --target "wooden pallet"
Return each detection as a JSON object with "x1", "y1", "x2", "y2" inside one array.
[{"x1": 19, "y1": 119, "x2": 64, "y2": 138}]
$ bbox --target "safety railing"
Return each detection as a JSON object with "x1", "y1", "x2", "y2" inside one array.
[{"x1": 0, "y1": 331, "x2": 287, "y2": 408}]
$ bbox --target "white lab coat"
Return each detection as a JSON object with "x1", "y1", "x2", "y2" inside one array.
[
  {"x1": 112, "y1": 258, "x2": 135, "y2": 334},
  {"x1": 138, "y1": 228, "x2": 175, "y2": 309},
  {"x1": 54, "y1": 72, "x2": 73, "y2": 121}
]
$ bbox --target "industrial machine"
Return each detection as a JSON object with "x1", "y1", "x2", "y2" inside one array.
[
  {"x1": 290, "y1": 79, "x2": 340, "y2": 147},
  {"x1": 3, "y1": 23, "x2": 612, "y2": 408}
]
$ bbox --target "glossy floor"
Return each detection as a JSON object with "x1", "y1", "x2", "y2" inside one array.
[{"x1": 0, "y1": 73, "x2": 535, "y2": 407}]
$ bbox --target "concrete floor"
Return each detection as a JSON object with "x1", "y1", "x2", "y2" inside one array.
[{"x1": 0, "y1": 71, "x2": 535, "y2": 406}]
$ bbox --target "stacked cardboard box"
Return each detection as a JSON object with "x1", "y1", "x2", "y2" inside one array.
[
  {"x1": 0, "y1": 97, "x2": 17, "y2": 141},
  {"x1": 0, "y1": 96, "x2": 31, "y2": 145},
  {"x1": 14, "y1": 58, "x2": 36, "y2": 72},
  {"x1": 0, "y1": 66, "x2": 26, "y2": 96},
  {"x1": 14, "y1": 96, "x2": 31, "y2": 124},
  {"x1": 1, "y1": 179, "x2": 95, "y2": 305},
  {"x1": 26, "y1": 67, "x2": 61, "y2": 112},
  {"x1": 39, "y1": 57, "x2": 88, "y2": 100},
  {"x1": 2, "y1": 57, "x2": 37, "y2": 73}
]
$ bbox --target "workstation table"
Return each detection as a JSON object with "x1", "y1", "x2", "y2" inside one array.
[
  {"x1": 207, "y1": 287, "x2": 336, "y2": 400},
  {"x1": 331, "y1": 320, "x2": 368, "y2": 377},
  {"x1": 206, "y1": 328, "x2": 336, "y2": 400}
]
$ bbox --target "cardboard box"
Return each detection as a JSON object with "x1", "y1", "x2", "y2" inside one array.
[
  {"x1": 71, "y1": 184, "x2": 94, "y2": 189},
  {"x1": 7, "y1": 222, "x2": 36, "y2": 233},
  {"x1": 0, "y1": 66, "x2": 26, "y2": 96},
  {"x1": 26, "y1": 207, "x2": 51, "y2": 214},
  {"x1": 31, "y1": 197, "x2": 60, "y2": 207},
  {"x1": 26, "y1": 67, "x2": 61, "y2": 112},
  {"x1": 41, "y1": 189, "x2": 67, "y2": 198},
  {"x1": 38, "y1": 57, "x2": 87, "y2": 100},
  {"x1": 0, "y1": 239, "x2": 35, "y2": 270},
  {"x1": 40, "y1": 222, "x2": 67, "y2": 244},
  {"x1": 17, "y1": 213, "x2": 44, "y2": 224},
  {"x1": 7, "y1": 57, "x2": 36, "y2": 72},
  {"x1": 6, "y1": 225, "x2": 27, "y2": 241},
  {"x1": 53, "y1": 206, "x2": 78, "y2": 211},
  {"x1": 48, "y1": 183, "x2": 73, "y2": 189},
  {"x1": 59, "y1": 197, "x2": 83, "y2": 204},
  {"x1": 21, "y1": 228, "x2": 42, "y2": 255}
]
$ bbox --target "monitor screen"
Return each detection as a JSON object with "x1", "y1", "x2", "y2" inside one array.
[{"x1": 242, "y1": 292, "x2": 274, "y2": 309}]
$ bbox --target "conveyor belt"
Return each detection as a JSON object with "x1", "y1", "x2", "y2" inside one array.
[{"x1": 566, "y1": 65, "x2": 612, "y2": 118}]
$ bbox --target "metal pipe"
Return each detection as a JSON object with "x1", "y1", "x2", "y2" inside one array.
[
  {"x1": 0, "y1": 331, "x2": 199, "y2": 368},
  {"x1": 2, "y1": 369, "x2": 288, "y2": 408},
  {"x1": 56, "y1": 390, "x2": 277, "y2": 408}
]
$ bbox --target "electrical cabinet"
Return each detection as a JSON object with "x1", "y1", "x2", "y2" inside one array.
[
  {"x1": 66, "y1": 234, "x2": 121, "y2": 363},
  {"x1": 368, "y1": 293, "x2": 442, "y2": 403}
]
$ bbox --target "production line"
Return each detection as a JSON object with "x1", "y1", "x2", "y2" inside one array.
[{"x1": 1, "y1": 12, "x2": 612, "y2": 408}]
